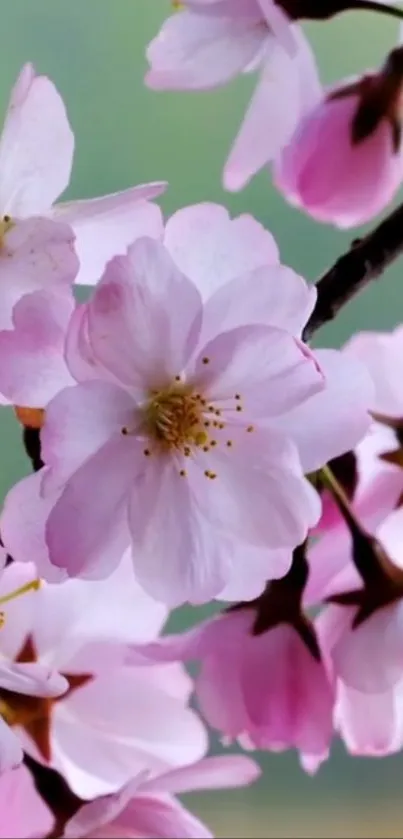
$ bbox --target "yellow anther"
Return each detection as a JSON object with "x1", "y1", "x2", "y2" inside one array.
[
  {"x1": 236, "y1": 406, "x2": 242, "y2": 412},
  {"x1": 235, "y1": 394, "x2": 241, "y2": 400},
  {"x1": 194, "y1": 430, "x2": 208, "y2": 446},
  {"x1": 143, "y1": 448, "x2": 151, "y2": 456},
  {"x1": 179, "y1": 469, "x2": 187, "y2": 477},
  {"x1": 0, "y1": 579, "x2": 41, "y2": 608},
  {"x1": 202, "y1": 357, "x2": 210, "y2": 365},
  {"x1": 210, "y1": 440, "x2": 217, "y2": 447},
  {"x1": 0, "y1": 214, "x2": 14, "y2": 249},
  {"x1": 226, "y1": 440, "x2": 233, "y2": 447},
  {"x1": 246, "y1": 425, "x2": 254, "y2": 432}
]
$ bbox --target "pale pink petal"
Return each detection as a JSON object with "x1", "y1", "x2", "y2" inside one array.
[
  {"x1": 87, "y1": 238, "x2": 202, "y2": 391},
  {"x1": 0, "y1": 471, "x2": 67, "y2": 583},
  {"x1": 0, "y1": 289, "x2": 74, "y2": 406},
  {"x1": 224, "y1": 43, "x2": 300, "y2": 191},
  {"x1": 0, "y1": 65, "x2": 74, "y2": 215},
  {"x1": 242, "y1": 626, "x2": 334, "y2": 767},
  {"x1": 53, "y1": 185, "x2": 165, "y2": 286},
  {"x1": 187, "y1": 428, "x2": 321, "y2": 549},
  {"x1": 146, "y1": 11, "x2": 266, "y2": 90},
  {"x1": 0, "y1": 659, "x2": 67, "y2": 697},
  {"x1": 129, "y1": 457, "x2": 230, "y2": 606},
  {"x1": 200, "y1": 263, "x2": 316, "y2": 344},
  {"x1": 193, "y1": 325, "x2": 323, "y2": 417},
  {"x1": 164, "y1": 203, "x2": 279, "y2": 300},
  {"x1": 323, "y1": 604, "x2": 403, "y2": 692},
  {"x1": 45, "y1": 435, "x2": 137, "y2": 579},
  {"x1": 41, "y1": 380, "x2": 135, "y2": 492},
  {"x1": 0, "y1": 217, "x2": 78, "y2": 329},
  {"x1": 336, "y1": 684, "x2": 401, "y2": 756},
  {"x1": 144, "y1": 755, "x2": 260, "y2": 795},
  {"x1": 345, "y1": 327, "x2": 403, "y2": 416},
  {"x1": 0, "y1": 719, "x2": 22, "y2": 773},
  {"x1": 65, "y1": 303, "x2": 102, "y2": 383},
  {"x1": 63, "y1": 779, "x2": 143, "y2": 839},
  {"x1": 269, "y1": 349, "x2": 374, "y2": 473},
  {"x1": 52, "y1": 666, "x2": 207, "y2": 798},
  {"x1": 0, "y1": 764, "x2": 54, "y2": 838},
  {"x1": 113, "y1": 794, "x2": 213, "y2": 839},
  {"x1": 217, "y1": 544, "x2": 291, "y2": 602}
]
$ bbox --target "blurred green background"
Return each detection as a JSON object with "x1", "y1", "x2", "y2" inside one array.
[{"x1": 1, "y1": 2, "x2": 403, "y2": 836}]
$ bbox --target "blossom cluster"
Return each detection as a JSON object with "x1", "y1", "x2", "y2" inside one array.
[{"x1": 1, "y1": 1, "x2": 403, "y2": 836}]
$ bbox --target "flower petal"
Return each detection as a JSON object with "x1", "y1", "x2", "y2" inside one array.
[
  {"x1": 0, "y1": 217, "x2": 78, "y2": 330},
  {"x1": 144, "y1": 755, "x2": 260, "y2": 795},
  {"x1": 45, "y1": 435, "x2": 138, "y2": 579},
  {"x1": 129, "y1": 456, "x2": 230, "y2": 606},
  {"x1": 53, "y1": 184, "x2": 165, "y2": 286},
  {"x1": 0, "y1": 660, "x2": 67, "y2": 697},
  {"x1": 193, "y1": 324, "x2": 323, "y2": 418},
  {"x1": 0, "y1": 64, "x2": 74, "y2": 215},
  {"x1": 223, "y1": 43, "x2": 300, "y2": 191},
  {"x1": 0, "y1": 471, "x2": 66, "y2": 583},
  {"x1": 187, "y1": 427, "x2": 321, "y2": 549},
  {"x1": 0, "y1": 718, "x2": 22, "y2": 773},
  {"x1": 41, "y1": 380, "x2": 135, "y2": 492},
  {"x1": 146, "y1": 10, "x2": 266, "y2": 90},
  {"x1": 269, "y1": 349, "x2": 374, "y2": 473},
  {"x1": 0, "y1": 289, "x2": 74, "y2": 406},
  {"x1": 87, "y1": 238, "x2": 202, "y2": 391},
  {"x1": 164, "y1": 203, "x2": 279, "y2": 301},
  {"x1": 200, "y1": 264, "x2": 316, "y2": 344}
]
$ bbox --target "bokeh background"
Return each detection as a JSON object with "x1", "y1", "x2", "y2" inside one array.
[{"x1": 1, "y1": 2, "x2": 403, "y2": 836}]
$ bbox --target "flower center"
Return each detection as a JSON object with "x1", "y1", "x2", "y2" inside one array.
[{"x1": 142, "y1": 382, "x2": 209, "y2": 451}]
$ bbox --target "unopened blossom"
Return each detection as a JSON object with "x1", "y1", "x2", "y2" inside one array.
[
  {"x1": 146, "y1": 2, "x2": 322, "y2": 190},
  {"x1": 0, "y1": 557, "x2": 206, "y2": 797},
  {"x1": 0, "y1": 764, "x2": 54, "y2": 838},
  {"x1": 64, "y1": 755, "x2": 260, "y2": 839},
  {"x1": 274, "y1": 46, "x2": 403, "y2": 227},
  {"x1": 0, "y1": 63, "x2": 165, "y2": 286},
  {"x1": 127, "y1": 605, "x2": 335, "y2": 773}
]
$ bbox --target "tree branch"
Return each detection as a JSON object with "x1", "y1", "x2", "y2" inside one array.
[{"x1": 303, "y1": 201, "x2": 403, "y2": 341}]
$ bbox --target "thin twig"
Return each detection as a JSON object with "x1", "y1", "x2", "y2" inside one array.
[{"x1": 303, "y1": 201, "x2": 403, "y2": 340}]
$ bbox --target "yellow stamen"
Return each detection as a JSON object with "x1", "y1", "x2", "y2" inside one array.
[{"x1": 0, "y1": 579, "x2": 41, "y2": 607}]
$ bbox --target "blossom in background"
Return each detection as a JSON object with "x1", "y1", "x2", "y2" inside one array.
[
  {"x1": 126, "y1": 607, "x2": 335, "y2": 774},
  {"x1": 0, "y1": 63, "x2": 165, "y2": 286},
  {"x1": 0, "y1": 764, "x2": 54, "y2": 839},
  {"x1": 146, "y1": 1, "x2": 322, "y2": 190},
  {"x1": 63, "y1": 756, "x2": 260, "y2": 839},
  {"x1": 0, "y1": 557, "x2": 206, "y2": 797},
  {"x1": 274, "y1": 46, "x2": 403, "y2": 227}
]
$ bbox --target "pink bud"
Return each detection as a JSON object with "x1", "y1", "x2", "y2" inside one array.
[{"x1": 274, "y1": 65, "x2": 403, "y2": 228}]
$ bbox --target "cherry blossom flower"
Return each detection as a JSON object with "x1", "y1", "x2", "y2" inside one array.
[
  {"x1": 63, "y1": 756, "x2": 260, "y2": 839},
  {"x1": 0, "y1": 63, "x2": 165, "y2": 286},
  {"x1": 274, "y1": 47, "x2": 403, "y2": 227},
  {"x1": 146, "y1": 2, "x2": 322, "y2": 190},
  {"x1": 1, "y1": 205, "x2": 374, "y2": 604},
  {"x1": 126, "y1": 606, "x2": 334, "y2": 773},
  {"x1": 0, "y1": 557, "x2": 206, "y2": 797},
  {"x1": 0, "y1": 764, "x2": 54, "y2": 838},
  {"x1": 1, "y1": 232, "x2": 325, "y2": 605}
]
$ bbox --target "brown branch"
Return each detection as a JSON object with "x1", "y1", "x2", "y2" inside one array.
[{"x1": 303, "y1": 201, "x2": 403, "y2": 341}]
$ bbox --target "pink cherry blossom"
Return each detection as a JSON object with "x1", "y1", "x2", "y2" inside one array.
[
  {"x1": 0, "y1": 764, "x2": 54, "y2": 838},
  {"x1": 127, "y1": 609, "x2": 335, "y2": 773},
  {"x1": 274, "y1": 74, "x2": 403, "y2": 228},
  {"x1": 0, "y1": 557, "x2": 207, "y2": 798},
  {"x1": 1, "y1": 207, "x2": 374, "y2": 603},
  {"x1": 4, "y1": 234, "x2": 327, "y2": 606},
  {"x1": 146, "y1": 3, "x2": 322, "y2": 190},
  {"x1": 345, "y1": 326, "x2": 403, "y2": 417},
  {"x1": 0, "y1": 63, "x2": 165, "y2": 286},
  {"x1": 64, "y1": 755, "x2": 259, "y2": 839}
]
